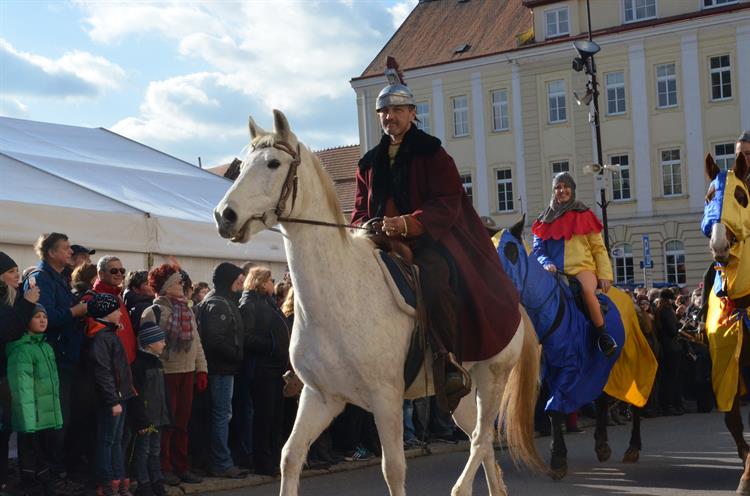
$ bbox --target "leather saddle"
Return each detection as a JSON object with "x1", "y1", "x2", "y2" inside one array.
[{"x1": 559, "y1": 274, "x2": 610, "y2": 322}]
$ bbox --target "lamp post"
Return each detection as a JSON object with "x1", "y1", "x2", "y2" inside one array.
[{"x1": 572, "y1": 0, "x2": 610, "y2": 253}]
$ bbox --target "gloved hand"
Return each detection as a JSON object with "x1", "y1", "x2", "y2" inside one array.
[{"x1": 195, "y1": 371, "x2": 208, "y2": 392}]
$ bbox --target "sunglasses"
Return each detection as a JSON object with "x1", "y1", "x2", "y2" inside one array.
[{"x1": 109, "y1": 268, "x2": 126, "y2": 275}]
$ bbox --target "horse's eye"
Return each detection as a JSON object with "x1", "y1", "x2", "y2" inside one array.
[
  {"x1": 734, "y1": 186, "x2": 748, "y2": 208},
  {"x1": 268, "y1": 159, "x2": 281, "y2": 169},
  {"x1": 503, "y1": 242, "x2": 519, "y2": 265}
]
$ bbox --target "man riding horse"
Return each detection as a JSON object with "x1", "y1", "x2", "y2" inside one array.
[{"x1": 351, "y1": 59, "x2": 522, "y2": 412}]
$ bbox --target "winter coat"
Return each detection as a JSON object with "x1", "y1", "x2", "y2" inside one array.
[
  {"x1": 129, "y1": 350, "x2": 171, "y2": 430},
  {"x1": 89, "y1": 320, "x2": 136, "y2": 407},
  {"x1": 92, "y1": 280, "x2": 137, "y2": 364},
  {"x1": 196, "y1": 289, "x2": 244, "y2": 376},
  {"x1": 6, "y1": 333, "x2": 63, "y2": 433},
  {"x1": 124, "y1": 290, "x2": 153, "y2": 333},
  {"x1": 239, "y1": 290, "x2": 289, "y2": 376},
  {"x1": 353, "y1": 125, "x2": 520, "y2": 361},
  {"x1": 0, "y1": 281, "x2": 35, "y2": 378},
  {"x1": 24, "y1": 261, "x2": 83, "y2": 369},
  {"x1": 141, "y1": 297, "x2": 208, "y2": 375}
]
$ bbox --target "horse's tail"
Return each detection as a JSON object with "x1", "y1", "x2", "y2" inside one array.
[{"x1": 498, "y1": 305, "x2": 547, "y2": 473}]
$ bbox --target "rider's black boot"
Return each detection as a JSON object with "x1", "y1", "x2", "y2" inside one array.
[{"x1": 595, "y1": 325, "x2": 617, "y2": 358}]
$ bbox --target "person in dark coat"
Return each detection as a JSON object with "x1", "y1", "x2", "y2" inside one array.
[
  {"x1": 351, "y1": 71, "x2": 520, "y2": 411},
  {"x1": 654, "y1": 289, "x2": 684, "y2": 416},
  {"x1": 198, "y1": 263, "x2": 247, "y2": 479},
  {"x1": 123, "y1": 271, "x2": 154, "y2": 333},
  {"x1": 130, "y1": 322, "x2": 170, "y2": 496},
  {"x1": 239, "y1": 266, "x2": 290, "y2": 476},
  {"x1": 87, "y1": 293, "x2": 137, "y2": 496}
]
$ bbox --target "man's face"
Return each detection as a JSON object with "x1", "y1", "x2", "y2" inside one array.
[
  {"x1": 231, "y1": 273, "x2": 246, "y2": 293},
  {"x1": 378, "y1": 105, "x2": 415, "y2": 141},
  {"x1": 48, "y1": 240, "x2": 72, "y2": 267},
  {"x1": 100, "y1": 259, "x2": 125, "y2": 287},
  {"x1": 737, "y1": 141, "x2": 750, "y2": 165}
]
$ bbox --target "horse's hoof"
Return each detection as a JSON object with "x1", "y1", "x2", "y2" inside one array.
[
  {"x1": 549, "y1": 455, "x2": 568, "y2": 481},
  {"x1": 595, "y1": 443, "x2": 612, "y2": 462},
  {"x1": 622, "y1": 447, "x2": 640, "y2": 463},
  {"x1": 736, "y1": 478, "x2": 750, "y2": 495}
]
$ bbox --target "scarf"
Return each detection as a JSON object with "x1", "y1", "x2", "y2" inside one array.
[
  {"x1": 537, "y1": 171, "x2": 589, "y2": 224},
  {"x1": 165, "y1": 296, "x2": 194, "y2": 352}
]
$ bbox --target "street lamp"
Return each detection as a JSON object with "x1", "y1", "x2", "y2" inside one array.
[{"x1": 571, "y1": 0, "x2": 611, "y2": 253}]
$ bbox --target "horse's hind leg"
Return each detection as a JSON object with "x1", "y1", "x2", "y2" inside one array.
[
  {"x1": 594, "y1": 394, "x2": 612, "y2": 462},
  {"x1": 452, "y1": 381, "x2": 507, "y2": 496},
  {"x1": 371, "y1": 392, "x2": 407, "y2": 496},
  {"x1": 279, "y1": 387, "x2": 344, "y2": 496},
  {"x1": 452, "y1": 362, "x2": 508, "y2": 496},
  {"x1": 622, "y1": 406, "x2": 641, "y2": 463}
]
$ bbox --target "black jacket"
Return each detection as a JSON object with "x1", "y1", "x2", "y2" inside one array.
[
  {"x1": 89, "y1": 320, "x2": 136, "y2": 407},
  {"x1": 197, "y1": 289, "x2": 244, "y2": 376},
  {"x1": 0, "y1": 282, "x2": 35, "y2": 378},
  {"x1": 130, "y1": 350, "x2": 171, "y2": 430},
  {"x1": 239, "y1": 290, "x2": 290, "y2": 376},
  {"x1": 124, "y1": 290, "x2": 154, "y2": 332}
]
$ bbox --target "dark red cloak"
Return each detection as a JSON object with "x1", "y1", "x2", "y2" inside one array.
[{"x1": 352, "y1": 126, "x2": 520, "y2": 361}]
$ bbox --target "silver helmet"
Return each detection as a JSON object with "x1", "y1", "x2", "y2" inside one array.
[{"x1": 376, "y1": 67, "x2": 415, "y2": 111}]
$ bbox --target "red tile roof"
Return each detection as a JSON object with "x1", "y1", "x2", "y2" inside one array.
[
  {"x1": 316, "y1": 145, "x2": 361, "y2": 214},
  {"x1": 357, "y1": 0, "x2": 533, "y2": 79}
]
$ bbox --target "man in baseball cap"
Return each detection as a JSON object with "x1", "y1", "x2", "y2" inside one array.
[{"x1": 71, "y1": 245, "x2": 96, "y2": 268}]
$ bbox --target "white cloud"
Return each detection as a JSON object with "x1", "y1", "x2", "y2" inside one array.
[
  {"x1": 0, "y1": 38, "x2": 125, "y2": 99},
  {"x1": 0, "y1": 97, "x2": 29, "y2": 118},
  {"x1": 387, "y1": 0, "x2": 418, "y2": 30}
]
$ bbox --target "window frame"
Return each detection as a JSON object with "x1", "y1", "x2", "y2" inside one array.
[
  {"x1": 664, "y1": 239, "x2": 687, "y2": 285},
  {"x1": 623, "y1": 0, "x2": 657, "y2": 24},
  {"x1": 612, "y1": 243, "x2": 635, "y2": 285},
  {"x1": 490, "y1": 89, "x2": 510, "y2": 132},
  {"x1": 713, "y1": 142, "x2": 735, "y2": 171},
  {"x1": 495, "y1": 168, "x2": 514, "y2": 213},
  {"x1": 415, "y1": 101, "x2": 431, "y2": 134},
  {"x1": 547, "y1": 80, "x2": 567, "y2": 124},
  {"x1": 460, "y1": 172, "x2": 473, "y2": 205},
  {"x1": 660, "y1": 148, "x2": 683, "y2": 197},
  {"x1": 655, "y1": 62, "x2": 678, "y2": 109},
  {"x1": 605, "y1": 71, "x2": 627, "y2": 116},
  {"x1": 545, "y1": 6, "x2": 570, "y2": 39},
  {"x1": 702, "y1": 0, "x2": 738, "y2": 9},
  {"x1": 609, "y1": 154, "x2": 632, "y2": 201},
  {"x1": 452, "y1": 95, "x2": 470, "y2": 138},
  {"x1": 709, "y1": 54, "x2": 732, "y2": 102}
]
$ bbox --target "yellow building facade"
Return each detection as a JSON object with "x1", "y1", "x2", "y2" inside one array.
[{"x1": 351, "y1": 0, "x2": 750, "y2": 288}]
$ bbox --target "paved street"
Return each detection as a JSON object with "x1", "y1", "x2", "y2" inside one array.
[{"x1": 212, "y1": 408, "x2": 746, "y2": 495}]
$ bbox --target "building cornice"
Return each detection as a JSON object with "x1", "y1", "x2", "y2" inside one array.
[{"x1": 350, "y1": 4, "x2": 750, "y2": 90}]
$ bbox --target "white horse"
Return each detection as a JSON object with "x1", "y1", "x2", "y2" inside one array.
[{"x1": 214, "y1": 110, "x2": 544, "y2": 496}]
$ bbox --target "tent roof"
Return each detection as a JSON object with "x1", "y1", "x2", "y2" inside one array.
[{"x1": 0, "y1": 117, "x2": 285, "y2": 261}]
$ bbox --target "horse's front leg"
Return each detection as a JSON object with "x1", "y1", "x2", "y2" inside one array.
[
  {"x1": 371, "y1": 390, "x2": 407, "y2": 496},
  {"x1": 594, "y1": 394, "x2": 612, "y2": 462},
  {"x1": 622, "y1": 405, "x2": 641, "y2": 463},
  {"x1": 548, "y1": 411, "x2": 567, "y2": 480},
  {"x1": 279, "y1": 387, "x2": 344, "y2": 496}
]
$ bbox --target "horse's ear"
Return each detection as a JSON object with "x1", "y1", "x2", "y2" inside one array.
[
  {"x1": 272, "y1": 109, "x2": 291, "y2": 138},
  {"x1": 509, "y1": 214, "x2": 525, "y2": 240},
  {"x1": 248, "y1": 116, "x2": 266, "y2": 140},
  {"x1": 734, "y1": 150, "x2": 748, "y2": 182},
  {"x1": 705, "y1": 153, "x2": 720, "y2": 181}
]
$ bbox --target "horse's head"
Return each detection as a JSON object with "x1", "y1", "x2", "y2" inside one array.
[
  {"x1": 215, "y1": 110, "x2": 304, "y2": 243},
  {"x1": 495, "y1": 216, "x2": 527, "y2": 292},
  {"x1": 702, "y1": 152, "x2": 749, "y2": 263}
]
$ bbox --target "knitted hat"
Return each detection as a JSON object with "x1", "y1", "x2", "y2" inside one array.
[
  {"x1": 87, "y1": 293, "x2": 120, "y2": 319},
  {"x1": 0, "y1": 252, "x2": 17, "y2": 275},
  {"x1": 33, "y1": 304, "x2": 47, "y2": 315},
  {"x1": 212, "y1": 262, "x2": 244, "y2": 291},
  {"x1": 139, "y1": 321, "x2": 166, "y2": 348}
]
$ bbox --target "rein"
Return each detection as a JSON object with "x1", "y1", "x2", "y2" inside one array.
[{"x1": 247, "y1": 141, "x2": 368, "y2": 231}]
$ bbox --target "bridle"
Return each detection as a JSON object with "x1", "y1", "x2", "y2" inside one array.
[{"x1": 245, "y1": 141, "x2": 368, "y2": 231}]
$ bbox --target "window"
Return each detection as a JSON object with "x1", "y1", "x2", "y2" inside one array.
[
  {"x1": 660, "y1": 149, "x2": 682, "y2": 197},
  {"x1": 610, "y1": 154, "x2": 631, "y2": 201},
  {"x1": 703, "y1": 0, "x2": 738, "y2": 8},
  {"x1": 612, "y1": 243, "x2": 635, "y2": 285},
  {"x1": 545, "y1": 7, "x2": 569, "y2": 38},
  {"x1": 460, "y1": 173, "x2": 473, "y2": 204},
  {"x1": 491, "y1": 89, "x2": 509, "y2": 131},
  {"x1": 606, "y1": 71, "x2": 626, "y2": 115},
  {"x1": 624, "y1": 0, "x2": 656, "y2": 23},
  {"x1": 656, "y1": 63, "x2": 677, "y2": 108},
  {"x1": 664, "y1": 239, "x2": 686, "y2": 285},
  {"x1": 714, "y1": 142, "x2": 735, "y2": 171},
  {"x1": 452, "y1": 95, "x2": 469, "y2": 137},
  {"x1": 496, "y1": 169, "x2": 514, "y2": 212},
  {"x1": 710, "y1": 55, "x2": 732, "y2": 101},
  {"x1": 547, "y1": 80, "x2": 567, "y2": 123},
  {"x1": 551, "y1": 160, "x2": 569, "y2": 175},
  {"x1": 415, "y1": 102, "x2": 431, "y2": 134}
]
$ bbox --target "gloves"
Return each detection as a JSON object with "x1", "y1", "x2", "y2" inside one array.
[{"x1": 195, "y1": 371, "x2": 208, "y2": 392}]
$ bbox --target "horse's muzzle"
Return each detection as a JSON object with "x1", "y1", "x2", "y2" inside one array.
[{"x1": 214, "y1": 207, "x2": 237, "y2": 239}]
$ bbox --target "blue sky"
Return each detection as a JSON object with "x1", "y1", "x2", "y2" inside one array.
[{"x1": 0, "y1": 0, "x2": 416, "y2": 166}]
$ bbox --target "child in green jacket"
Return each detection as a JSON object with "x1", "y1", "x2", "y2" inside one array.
[{"x1": 6, "y1": 304, "x2": 62, "y2": 496}]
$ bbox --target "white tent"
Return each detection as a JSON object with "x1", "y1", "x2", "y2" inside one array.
[{"x1": 0, "y1": 116, "x2": 287, "y2": 283}]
